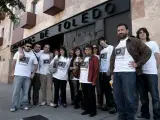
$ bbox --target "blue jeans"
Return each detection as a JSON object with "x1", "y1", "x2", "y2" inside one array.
[
  {"x1": 113, "y1": 72, "x2": 136, "y2": 120},
  {"x1": 138, "y1": 74, "x2": 160, "y2": 120},
  {"x1": 11, "y1": 76, "x2": 31, "y2": 108}
]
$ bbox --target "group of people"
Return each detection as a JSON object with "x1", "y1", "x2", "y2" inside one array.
[{"x1": 10, "y1": 23, "x2": 160, "y2": 120}]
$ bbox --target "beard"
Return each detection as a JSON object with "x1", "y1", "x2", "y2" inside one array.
[{"x1": 118, "y1": 33, "x2": 128, "y2": 39}]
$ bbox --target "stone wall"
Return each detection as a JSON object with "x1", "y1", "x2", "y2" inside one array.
[
  {"x1": 132, "y1": 0, "x2": 160, "y2": 45},
  {"x1": 23, "y1": 0, "x2": 109, "y2": 38}
]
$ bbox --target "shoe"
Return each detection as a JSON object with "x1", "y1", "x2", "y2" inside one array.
[
  {"x1": 49, "y1": 102, "x2": 54, "y2": 107},
  {"x1": 74, "y1": 105, "x2": 80, "y2": 109},
  {"x1": 97, "y1": 104, "x2": 102, "y2": 109},
  {"x1": 10, "y1": 108, "x2": 17, "y2": 112},
  {"x1": 39, "y1": 102, "x2": 47, "y2": 106},
  {"x1": 109, "y1": 107, "x2": 117, "y2": 114},
  {"x1": 71, "y1": 102, "x2": 74, "y2": 105},
  {"x1": 62, "y1": 104, "x2": 67, "y2": 108},
  {"x1": 23, "y1": 106, "x2": 30, "y2": 111},
  {"x1": 89, "y1": 112, "x2": 97, "y2": 117},
  {"x1": 102, "y1": 106, "x2": 110, "y2": 111},
  {"x1": 53, "y1": 104, "x2": 58, "y2": 108},
  {"x1": 81, "y1": 111, "x2": 90, "y2": 115},
  {"x1": 137, "y1": 115, "x2": 150, "y2": 119}
]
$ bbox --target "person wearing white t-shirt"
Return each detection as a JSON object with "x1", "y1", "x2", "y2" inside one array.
[
  {"x1": 110, "y1": 24, "x2": 151, "y2": 120},
  {"x1": 50, "y1": 47, "x2": 71, "y2": 108},
  {"x1": 98, "y1": 38, "x2": 117, "y2": 113},
  {"x1": 27, "y1": 43, "x2": 43, "y2": 106},
  {"x1": 10, "y1": 42, "x2": 38, "y2": 112},
  {"x1": 80, "y1": 44, "x2": 99, "y2": 117},
  {"x1": 39, "y1": 45, "x2": 54, "y2": 107},
  {"x1": 136, "y1": 28, "x2": 160, "y2": 120},
  {"x1": 69, "y1": 47, "x2": 83, "y2": 109}
]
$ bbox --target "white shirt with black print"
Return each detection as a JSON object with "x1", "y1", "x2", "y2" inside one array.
[
  {"x1": 142, "y1": 41, "x2": 160, "y2": 74},
  {"x1": 79, "y1": 57, "x2": 92, "y2": 84},
  {"x1": 51, "y1": 55, "x2": 71, "y2": 80},
  {"x1": 39, "y1": 52, "x2": 51, "y2": 75},
  {"x1": 114, "y1": 37, "x2": 136, "y2": 72},
  {"x1": 100, "y1": 45, "x2": 114, "y2": 72},
  {"x1": 13, "y1": 50, "x2": 38, "y2": 77}
]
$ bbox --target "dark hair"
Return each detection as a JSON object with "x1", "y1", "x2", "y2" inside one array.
[
  {"x1": 83, "y1": 44, "x2": 93, "y2": 54},
  {"x1": 25, "y1": 41, "x2": 32, "y2": 45},
  {"x1": 34, "y1": 43, "x2": 41, "y2": 47},
  {"x1": 136, "y1": 27, "x2": 150, "y2": 41},
  {"x1": 92, "y1": 44, "x2": 100, "y2": 55},
  {"x1": 58, "y1": 46, "x2": 68, "y2": 58},
  {"x1": 130, "y1": 35, "x2": 136, "y2": 38},
  {"x1": 73, "y1": 47, "x2": 83, "y2": 58},
  {"x1": 117, "y1": 23, "x2": 128, "y2": 30},
  {"x1": 98, "y1": 37, "x2": 105, "y2": 45}
]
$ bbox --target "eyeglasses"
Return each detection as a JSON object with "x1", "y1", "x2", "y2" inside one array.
[{"x1": 26, "y1": 45, "x2": 32, "y2": 48}]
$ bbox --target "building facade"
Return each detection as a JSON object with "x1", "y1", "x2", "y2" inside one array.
[{"x1": 0, "y1": 0, "x2": 160, "y2": 83}]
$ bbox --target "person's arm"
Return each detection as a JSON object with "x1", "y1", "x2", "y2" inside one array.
[
  {"x1": 136, "y1": 39, "x2": 152, "y2": 67},
  {"x1": 11, "y1": 52, "x2": 18, "y2": 76},
  {"x1": 18, "y1": 47, "x2": 25, "y2": 59},
  {"x1": 110, "y1": 48, "x2": 116, "y2": 75},
  {"x1": 152, "y1": 42, "x2": 160, "y2": 67},
  {"x1": 92, "y1": 57, "x2": 99, "y2": 85},
  {"x1": 31, "y1": 58, "x2": 38, "y2": 79}
]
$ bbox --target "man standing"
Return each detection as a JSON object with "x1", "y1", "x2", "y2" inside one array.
[
  {"x1": 98, "y1": 37, "x2": 117, "y2": 114},
  {"x1": 10, "y1": 42, "x2": 38, "y2": 112},
  {"x1": 39, "y1": 44, "x2": 54, "y2": 106},
  {"x1": 110, "y1": 23, "x2": 151, "y2": 120},
  {"x1": 28, "y1": 44, "x2": 43, "y2": 105},
  {"x1": 136, "y1": 28, "x2": 160, "y2": 120}
]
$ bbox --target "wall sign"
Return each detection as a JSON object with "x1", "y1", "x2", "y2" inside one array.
[{"x1": 11, "y1": 0, "x2": 130, "y2": 52}]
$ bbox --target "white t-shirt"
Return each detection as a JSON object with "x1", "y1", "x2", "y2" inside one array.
[
  {"x1": 39, "y1": 53, "x2": 51, "y2": 75},
  {"x1": 142, "y1": 41, "x2": 160, "y2": 74},
  {"x1": 114, "y1": 37, "x2": 136, "y2": 72},
  {"x1": 14, "y1": 50, "x2": 38, "y2": 77},
  {"x1": 72, "y1": 57, "x2": 80, "y2": 81},
  {"x1": 32, "y1": 50, "x2": 44, "y2": 73},
  {"x1": 100, "y1": 45, "x2": 114, "y2": 72},
  {"x1": 51, "y1": 56, "x2": 71, "y2": 80},
  {"x1": 79, "y1": 57, "x2": 92, "y2": 84}
]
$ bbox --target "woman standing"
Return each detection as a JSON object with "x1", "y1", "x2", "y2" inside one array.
[
  {"x1": 92, "y1": 44, "x2": 102, "y2": 109},
  {"x1": 50, "y1": 47, "x2": 71, "y2": 108},
  {"x1": 69, "y1": 47, "x2": 83, "y2": 109},
  {"x1": 80, "y1": 44, "x2": 99, "y2": 117}
]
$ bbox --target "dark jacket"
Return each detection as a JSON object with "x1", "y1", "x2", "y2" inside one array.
[
  {"x1": 88, "y1": 55, "x2": 99, "y2": 85},
  {"x1": 110, "y1": 36, "x2": 152, "y2": 75}
]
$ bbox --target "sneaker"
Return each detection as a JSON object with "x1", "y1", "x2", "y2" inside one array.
[
  {"x1": 137, "y1": 115, "x2": 150, "y2": 119},
  {"x1": 53, "y1": 104, "x2": 58, "y2": 108},
  {"x1": 102, "y1": 106, "x2": 110, "y2": 111},
  {"x1": 49, "y1": 102, "x2": 54, "y2": 107},
  {"x1": 39, "y1": 102, "x2": 47, "y2": 106},
  {"x1": 81, "y1": 111, "x2": 90, "y2": 115},
  {"x1": 89, "y1": 112, "x2": 97, "y2": 117},
  {"x1": 10, "y1": 108, "x2": 17, "y2": 112},
  {"x1": 23, "y1": 106, "x2": 30, "y2": 111},
  {"x1": 62, "y1": 104, "x2": 67, "y2": 108},
  {"x1": 109, "y1": 107, "x2": 117, "y2": 114}
]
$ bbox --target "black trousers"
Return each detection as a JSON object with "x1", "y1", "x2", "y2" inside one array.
[
  {"x1": 28, "y1": 73, "x2": 41, "y2": 105},
  {"x1": 96, "y1": 77, "x2": 103, "y2": 106},
  {"x1": 81, "y1": 83, "x2": 96, "y2": 113},
  {"x1": 53, "y1": 78, "x2": 67, "y2": 104},
  {"x1": 99, "y1": 72, "x2": 116, "y2": 107},
  {"x1": 68, "y1": 79, "x2": 74, "y2": 103}
]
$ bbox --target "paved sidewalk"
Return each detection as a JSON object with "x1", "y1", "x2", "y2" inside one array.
[{"x1": 0, "y1": 83, "x2": 153, "y2": 120}]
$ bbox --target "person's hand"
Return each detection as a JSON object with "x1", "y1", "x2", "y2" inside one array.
[
  {"x1": 111, "y1": 75, "x2": 114, "y2": 80},
  {"x1": 30, "y1": 73, "x2": 35, "y2": 79},
  {"x1": 129, "y1": 61, "x2": 138, "y2": 68}
]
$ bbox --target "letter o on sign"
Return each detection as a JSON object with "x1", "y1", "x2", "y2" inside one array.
[
  {"x1": 105, "y1": 3, "x2": 115, "y2": 14},
  {"x1": 64, "y1": 21, "x2": 71, "y2": 29}
]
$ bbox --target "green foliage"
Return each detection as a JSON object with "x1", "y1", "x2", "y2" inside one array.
[{"x1": 0, "y1": 0, "x2": 25, "y2": 23}]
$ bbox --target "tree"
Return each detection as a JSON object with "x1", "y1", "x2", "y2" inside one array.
[{"x1": 0, "y1": 0, "x2": 25, "y2": 23}]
